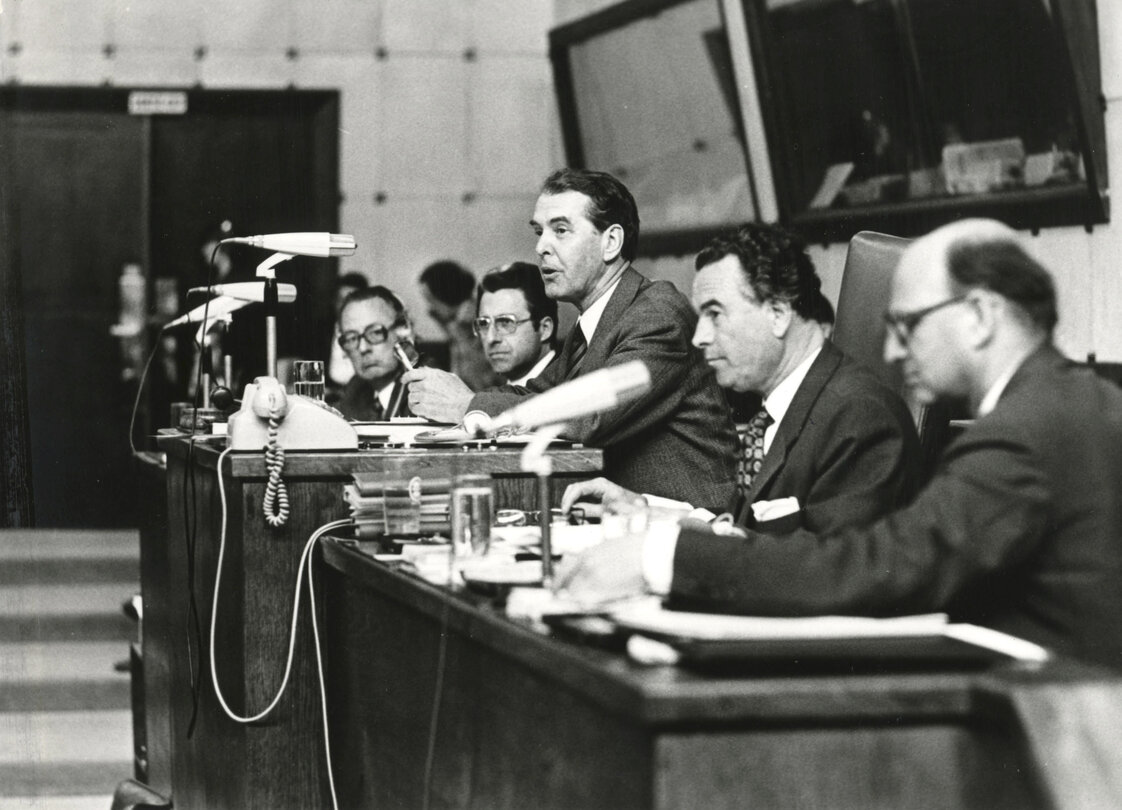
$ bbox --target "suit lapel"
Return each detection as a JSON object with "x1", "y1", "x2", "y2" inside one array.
[
  {"x1": 578, "y1": 266, "x2": 644, "y2": 370},
  {"x1": 749, "y1": 341, "x2": 843, "y2": 498}
]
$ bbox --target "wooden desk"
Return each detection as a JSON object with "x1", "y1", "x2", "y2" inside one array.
[
  {"x1": 148, "y1": 434, "x2": 601, "y2": 809},
  {"x1": 321, "y1": 540, "x2": 1122, "y2": 810}
]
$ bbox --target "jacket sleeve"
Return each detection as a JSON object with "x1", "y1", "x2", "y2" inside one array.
[{"x1": 671, "y1": 424, "x2": 1050, "y2": 617}]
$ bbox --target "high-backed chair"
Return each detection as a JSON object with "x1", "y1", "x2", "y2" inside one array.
[{"x1": 831, "y1": 231, "x2": 959, "y2": 478}]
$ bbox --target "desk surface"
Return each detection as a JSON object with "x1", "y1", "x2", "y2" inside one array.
[
  {"x1": 321, "y1": 540, "x2": 1122, "y2": 810},
  {"x1": 159, "y1": 433, "x2": 602, "y2": 479}
]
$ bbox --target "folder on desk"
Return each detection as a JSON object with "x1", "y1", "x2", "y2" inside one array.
[{"x1": 608, "y1": 602, "x2": 1049, "y2": 673}]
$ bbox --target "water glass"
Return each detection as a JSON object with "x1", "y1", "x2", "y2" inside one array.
[
  {"x1": 451, "y1": 474, "x2": 494, "y2": 556},
  {"x1": 293, "y1": 360, "x2": 325, "y2": 401}
]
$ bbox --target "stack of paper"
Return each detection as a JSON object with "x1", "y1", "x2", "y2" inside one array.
[{"x1": 344, "y1": 474, "x2": 452, "y2": 537}]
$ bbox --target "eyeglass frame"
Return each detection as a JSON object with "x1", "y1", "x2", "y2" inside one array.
[
  {"x1": 883, "y1": 295, "x2": 970, "y2": 346},
  {"x1": 471, "y1": 314, "x2": 534, "y2": 337},
  {"x1": 338, "y1": 318, "x2": 409, "y2": 351}
]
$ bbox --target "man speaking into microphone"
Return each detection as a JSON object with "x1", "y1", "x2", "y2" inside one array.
[{"x1": 403, "y1": 169, "x2": 736, "y2": 509}]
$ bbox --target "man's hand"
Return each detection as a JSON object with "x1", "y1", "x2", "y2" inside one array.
[
  {"x1": 402, "y1": 368, "x2": 475, "y2": 423},
  {"x1": 551, "y1": 532, "x2": 648, "y2": 605},
  {"x1": 560, "y1": 477, "x2": 637, "y2": 520}
]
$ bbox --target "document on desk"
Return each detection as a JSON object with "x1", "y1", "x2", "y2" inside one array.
[{"x1": 608, "y1": 602, "x2": 1050, "y2": 665}]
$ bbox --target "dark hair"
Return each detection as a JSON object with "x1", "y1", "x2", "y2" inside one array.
[
  {"x1": 541, "y1": 169, "x2": 640, "y2": 262},
  {"x1": 946, "y1": 240, "x2": 1057, "y2": 333},
  {"x1": 695, "y1": 223, "x2": 823, "y2": 320},
  {"x1": 338, "y1": 284, "x2": 408, "y2": 327},
  {"x1": 337, "y1": 271, "x2": 370, "y2": 292},
  {"x1": 477, "y1": 262, "x2": 559, "y2": 349},
  {"x1": 419, "y1": 260, "x2": 476, "y2": 306}
]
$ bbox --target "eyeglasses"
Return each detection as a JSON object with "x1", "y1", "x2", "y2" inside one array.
[
  {"x1": 883, "y1": 296, "x2": 968, "y2": 345},
  {"x1": 472, "y1": 315, "x2": 532, "y2": 337},
  {"x1": 338, "y1": 320, "x2": 405, "y2": 351}
]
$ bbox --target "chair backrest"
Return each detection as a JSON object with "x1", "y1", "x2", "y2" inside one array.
[{"x1": 831, "y1": 231, "x2": 957, "y2": 477}]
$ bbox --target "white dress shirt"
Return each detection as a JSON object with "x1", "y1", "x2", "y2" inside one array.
[{"x1": 509, "y1": 349, "x2": 556, "y2": 388}]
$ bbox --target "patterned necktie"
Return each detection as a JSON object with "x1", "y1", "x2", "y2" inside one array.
[
  {"x1": 565, "y1": 327, "x2": 588, "y2": 380},
  {"x1": 737, "y1": 408, "x2": 774, "y2": 498}
]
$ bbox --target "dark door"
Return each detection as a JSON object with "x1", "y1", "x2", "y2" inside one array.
[
  {"x1": 12, "y1": 108, "x2": 146, "y2": 528},
  {"x1": 2, "y1": 88, "x2": 340, "y2": 528}
]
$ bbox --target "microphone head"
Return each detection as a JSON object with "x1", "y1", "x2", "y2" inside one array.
[{"x1": 220, "y1": 232, "x2": 357, "y2": 257}]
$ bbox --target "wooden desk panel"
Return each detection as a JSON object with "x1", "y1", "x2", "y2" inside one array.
[
  {"x1": 320, "y1": 541, "x2": 1122, "y2": 810},
  {"x1": 148, "y1": 435, "x2": 601, "y2": 809}
]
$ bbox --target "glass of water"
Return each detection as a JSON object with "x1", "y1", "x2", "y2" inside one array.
[{"x1": 293, "y1": 360, "x2": 325, "y2": 401}]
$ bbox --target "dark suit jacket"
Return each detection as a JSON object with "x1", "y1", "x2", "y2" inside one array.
[
  {"x1": 673, "y1": 346, "x2": 1122, "y2": 670},
  {"x1": 470, "y1": 266, "x2": 737, "y2": 509},
  {"x1": 336, "y1": 375, "x2": 411, "y2": 421},
  {"x1": 742, "y1": 341, "x2": 922, "y2": 534}
]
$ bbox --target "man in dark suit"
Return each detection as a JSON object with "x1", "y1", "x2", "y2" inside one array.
[
  {"x1": 557, "y1": 218, "x2": 1122, "y2": 670},
  {"x1": 403, "y1": 169, "x2": 736, "y2": 508},
  {"x1": 335, "y1": 286, "x2": 413, "y2": 421},
  {"x1": 563, "y1": 223, "x2": 921, "y2": 534}
]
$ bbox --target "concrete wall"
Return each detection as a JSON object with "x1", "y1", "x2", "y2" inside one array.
[{"x1": 4, "y1": 0, "x2": 1121, "y2": 357}]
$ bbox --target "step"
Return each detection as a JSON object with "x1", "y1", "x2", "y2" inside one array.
[
  {"x1": 0, "y1": 530, "x2": 139, "y2": 587},
  {"x1": 0, "y1": 585, "x2": 137, "y2": 643},
  {"x1": 0, "y1": 710, "x2": 132, "y2": 797},
  {"x1": 0, "y1": 642, "x2": 130, "y2": 712},
  {"x1": 0, "y1": 795, "x2": 115, "y2": 809}
]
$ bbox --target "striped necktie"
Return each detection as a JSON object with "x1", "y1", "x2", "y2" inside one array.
[{"x1": 564, "y1": 327, "x2": 588, "y2": 381}]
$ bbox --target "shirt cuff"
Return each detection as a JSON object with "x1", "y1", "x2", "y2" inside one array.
[{"x1": 641, "y1": 519, "x2": 681, "y2": 596}]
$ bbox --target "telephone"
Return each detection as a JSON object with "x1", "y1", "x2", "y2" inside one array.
[
  {"x1": 227, "y1": 376, "x2": 359, "y2": 451},
  {"x1": 226, "y1": 377, "x2": 358, "y2": 528}
]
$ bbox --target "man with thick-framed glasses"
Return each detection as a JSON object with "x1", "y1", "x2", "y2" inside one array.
[
  {"x1": 474, "y1": 262, "x2": 559, "y2": 386},
  {"x1": 556, "y1": 218, "x2": 1122, "y2": 672},
  {"x1": 334, "y1": 286, "x2": 414, "y2": 421}
]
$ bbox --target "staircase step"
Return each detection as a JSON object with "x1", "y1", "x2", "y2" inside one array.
[
  {"x1": 0, "y1": 710, "x2": 132, "y2": 797},
  {"x1": 0, "y1": 530, "x2": 138, "y2": 587},
  {"x1": 0, "y1": 585, "x2": 137, "y2": 643},
  {"x1": 0, "y1": 642, "x2": 130, "y2": 712},
  {"x1": 0, "y1": 796, "x2": 115, "y2": 809}
]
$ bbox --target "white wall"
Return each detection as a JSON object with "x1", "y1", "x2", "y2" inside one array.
[
  {"x1": 3, "y1": 0, "x2": 1121, "y2": 357},
  {"x1": 0, "y1": 0, "x2": 564, "y2": 342}
]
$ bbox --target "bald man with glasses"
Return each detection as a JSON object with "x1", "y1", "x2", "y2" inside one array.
[
  {"x1": 335, "y1": 286, "x2": 414, "y2": 421},
  {"x1": 557, "y1": 219, "x2": 1122, "y2": 671}
]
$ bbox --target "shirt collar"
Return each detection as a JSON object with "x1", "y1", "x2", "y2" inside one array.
[
  {"x1": 763, "y1": 346, "x2": 822, "y2": 427},
  {"x1": 509, "y1": 349, "x2": 556, "y2": 387},
  {"x1": 977, "y1": 356, "x2": 1026, "y2": 417},
  {"x1": 577, "y1": 277, "x2": 622, "y2": 343}
]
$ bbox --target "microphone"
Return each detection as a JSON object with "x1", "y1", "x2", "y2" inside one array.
[
  {"x1": 188, "y1": 282, "x2": 297, "y2": 303},
  {"x1": 487, "y1": 360, "x2": 651, "y2": 434},
  {"x1": 219, "y1": 232, "x2": 357, "y2": 257},
  {"x1": 164, "y1": 296, "x2": 251, "y2": 329}
]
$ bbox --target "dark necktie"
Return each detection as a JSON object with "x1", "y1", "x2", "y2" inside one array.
[
  {"x1": 369, "y1": 391, "x2": 384, "y2": 421},
  {"x1": 736, "y1": 408, "x2": 774, "y2": 498},
  {"x1": 564, "y1": 327, "x2": 588, "y2": 381}
]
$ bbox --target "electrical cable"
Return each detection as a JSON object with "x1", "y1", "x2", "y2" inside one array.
[
  {"x1": 262, "y1": 406, "x2": 290, "y2": 527},
  {"x1": 127, "y1": 339, "x2": 161, "y2": 456},
  {"x1": 182, "y1": 241, "x2": 223, "y2": 738},
  {"x1": 307, "y1": 530, "x2": 347, "y2": 810},
  {"x1": 421, "y1": 596, "x2": 451, "y2": 810}
]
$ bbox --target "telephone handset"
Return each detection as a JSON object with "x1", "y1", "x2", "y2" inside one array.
[{"x1": 226, "y1": 375, "x2": 359, "y2": 527}]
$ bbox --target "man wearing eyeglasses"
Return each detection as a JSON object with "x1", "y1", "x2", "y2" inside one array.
[
  {"x1": 474, "y1": 262, "x2": 558, "y2": 386},
  {"x1": 556, "y1": 218, "x2": 1122, "y2": 670},
  {"x1": 334, "y1": 286, "x2": 414, "y2": 421}
]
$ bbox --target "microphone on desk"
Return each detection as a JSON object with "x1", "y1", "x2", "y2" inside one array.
[
  {"x1": 220, "y1": 232, "x2": 357, "y2": 258},
  {"x1": 187, "y1": 282, "x2": 298, "y2": 303},
  {"x1": 484, "y1": 360, "x2": 652, "y2": 434},
  {"x1": 164, "y1": 296, "x2": 252, "y2": 329}
]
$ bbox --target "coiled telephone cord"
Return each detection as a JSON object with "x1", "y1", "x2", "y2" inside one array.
[{"x1": 263, "y1": 407, "x2": 290, "y2": 527}]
